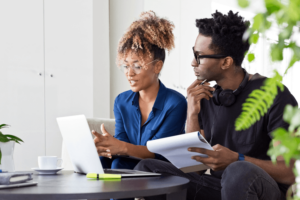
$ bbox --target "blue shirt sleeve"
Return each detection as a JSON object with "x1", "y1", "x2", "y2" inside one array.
[{"x1": 113, "y1": 95, "x2": 130, "y2": 143}]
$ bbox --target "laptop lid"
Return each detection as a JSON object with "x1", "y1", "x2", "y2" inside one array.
[
  {"x1": 57, "y1": 115, "x2": 104, "y2": 174},
  {"x1": 57, "y1": 115, "x2": 161, "y2": 177}
]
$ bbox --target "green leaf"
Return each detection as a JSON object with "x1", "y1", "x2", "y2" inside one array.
[
  {"x1": 0, "y1": 124, "x2": 23, "y2": 144},
  {"x1": 283, "y1": 105, "x2": 298, "y2": 124},
  {"x1": 264, "y1": 0, "x2": 282, "y2": 14},
  {"x1": 0, "y1": 124, "x2": 10, "y2": 129},
  {"x1": 288, "y1": 1, "x2": 300, "y2": 21},
  {"x1": 293, "y1": 45, "x2": 300, "y2": 58},
  {"x1": 285, "y1": 53, "x2": 299, "y2": 74},
  {"x1": 252, "y1": 13, "x2": 264, "y2": 30},
  {"x1": 238, "y1": 0, "x2": 250, "y2": 8},
  {"x1": 295, "y1": 128, "x2": 300, "y2": 136},
  {"x1": 235, "y1": 70, "x2": 283, "y2": 131},
  {"x1": 271, "y1": 44, "x2": 283, "y2": 61},
  {"x1": 247, "y1": 53, "x2": 255, "y2": 62},
  {"x1": 268, "y1": 127, "x2": 300, "y2": 166},
  {"x1": 250, "y1": 33, "x2": 259, "y2": 44},
  {"x1": 282, "y1": 105, "x2": 300, "y2": 132},
  {"x1": 0, "y1": 135, "x2": 9, "y2": 143},
  {"x1": 289, "y1": 111, "x2": 300, "y2": 133},
  {"x1": 279, "y1": 26, "x2": 293, "y2": 40},
  {"x1": 4, "y1": 135, "x2": 24, "y2": 143}
]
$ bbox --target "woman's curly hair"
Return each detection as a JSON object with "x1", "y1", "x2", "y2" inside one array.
[
  {"x1": 196, "y1": 10, "x2": 250, "y2": 66},
  {"x1": 117, "y1": 11, "x2": 175, "y2": 69}
]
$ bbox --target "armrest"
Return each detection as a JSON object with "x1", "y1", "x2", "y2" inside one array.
[{"x1": 87, "y1": 118, "x2": 116, "y2": 137}]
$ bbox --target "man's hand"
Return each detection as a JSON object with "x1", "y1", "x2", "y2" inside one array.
[
  {"x1": 187, "y1": 79, "x2": 215, "y2": 115},
  {"x1": 188, "y1": 144, "x2": 238, "y2": 171},
  {"x1": 92, "y1": 124, "x2": 126, "y2": 159}
]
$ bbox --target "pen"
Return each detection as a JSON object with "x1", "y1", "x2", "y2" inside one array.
[
  {"x1": 186, "y1": 79, "x2": 207, "y2": 99},
  {"x1": 200, "y1": 79, "x2": 207, "y2": 85}
]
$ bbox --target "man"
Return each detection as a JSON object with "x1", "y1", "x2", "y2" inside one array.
[{"x1": 134, "y1": 10, "x2": 297, "y2": 200}]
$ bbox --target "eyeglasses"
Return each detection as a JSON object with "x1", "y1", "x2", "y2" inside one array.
[
  {"x1": 119, "y1": 59, "x2": 159, "y2": 75},
  {"x1": 193, "y1": 47, "x2": 227, "y2": 65}
]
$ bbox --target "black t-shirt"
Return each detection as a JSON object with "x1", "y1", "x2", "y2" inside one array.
[{"x1": 198, "y1": 73, "x2": 298, "y2": 193}]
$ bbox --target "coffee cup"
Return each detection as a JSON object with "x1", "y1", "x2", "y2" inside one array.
[{"x1": 38, "y1": 156, "x2": 63, "y2": 169}]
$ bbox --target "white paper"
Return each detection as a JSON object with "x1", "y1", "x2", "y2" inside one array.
[{"x1": 147, "y1": 132, "x2": 213, "y2": 168}]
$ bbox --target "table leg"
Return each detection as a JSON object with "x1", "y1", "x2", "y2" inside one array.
[{"x1": 166, "y1": 189, "x2": 187, "y2": 200}]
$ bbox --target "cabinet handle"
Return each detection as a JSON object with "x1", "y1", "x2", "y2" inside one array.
[
  {"x1": 50, "y1": 74, "x2": 53, "y2": 77},
  {"x1": 39, "y1": 73, "x2": 42, "y2": 76}
]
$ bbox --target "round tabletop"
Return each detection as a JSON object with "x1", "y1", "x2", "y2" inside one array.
[{"x1": 0, "y1": 171, "x2": 190, "y2": 200}]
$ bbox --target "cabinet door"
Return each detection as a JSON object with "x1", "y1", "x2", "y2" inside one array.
[
  {"x1": 44, "y1": 0, "x2": 94, "y2": 157},
  {"x1": 0, "y1": 0, "x2": 45, "y2": 170}
]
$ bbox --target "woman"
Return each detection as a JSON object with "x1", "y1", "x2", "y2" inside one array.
[{"x1": 92, "y1": 11, "x2": 187, "y2": 170}]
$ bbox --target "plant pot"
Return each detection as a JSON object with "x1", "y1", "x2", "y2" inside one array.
[{"x1": 0, "y1": 141, "x2": 15, "y2": 172}]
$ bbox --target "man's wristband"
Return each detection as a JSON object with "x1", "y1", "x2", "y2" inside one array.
[{"x1": 238, "y1": 153, "x2": 245, "y2": 161}]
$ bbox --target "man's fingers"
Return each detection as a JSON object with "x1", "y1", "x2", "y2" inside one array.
[
  {"x1": 190, "y1": 85, "x2": 215, "y2": 93},
  {"x1": 188, "y1": 147, "x2": 216, "y2": 157},
  {"x1": 196, "y1": 93, "x2": 210, "y2": 101},
  {"x1": 191, "y1": 89, "x2": 213, "y2": 98},
  {"x1": 191, "y1": 156, "x2": 220, "y2": 170},
  {"x1": 212, "y1": 144, "x2": 222, "y2": 151},
  {"x1": 191, "y1": 156, "x2": 212, "y2": 163},
  {"x1": 188, "y1": 79, "x2": 203, "y2": 90},
  {"x1": 191, "y1": 92, "x2": 211, "y2": 102}
]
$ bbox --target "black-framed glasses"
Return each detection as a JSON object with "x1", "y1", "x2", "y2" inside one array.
[{"x1": 193, "y1": 47, "x2": 227, "y2": 65}]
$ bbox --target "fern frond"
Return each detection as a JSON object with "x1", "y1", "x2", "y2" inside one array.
[{"x1": 235, "y1": 70, "x2": 284, "y2": 131}]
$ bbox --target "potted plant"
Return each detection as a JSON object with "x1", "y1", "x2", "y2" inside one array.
[
  {"x1": 0, "y1": 124, "x2": 23, "y2": 172},
  {"x1": 236, "y1": 0, "x2": 300, "y2": 198}
]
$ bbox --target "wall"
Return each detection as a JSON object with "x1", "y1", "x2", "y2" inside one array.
[
  {"x1": 93, "y1": 0, "x2": 110, "y2": 119},
  {"x1": 109, "y1": 0, "x2": 144, "y2": 118}
]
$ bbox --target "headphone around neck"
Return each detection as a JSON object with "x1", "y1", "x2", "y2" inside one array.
[{"x1": 212, "y1": 68, "x2": 249, "y2": 107}]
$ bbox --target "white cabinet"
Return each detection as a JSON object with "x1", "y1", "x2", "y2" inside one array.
[
  {"x1": 44, "y1": 0, "x2": 94, "y2": 157},
  {"x1": 0, "y1": 0, "x2": 110, "y2": 170},
  {"x1": 0, "y1": 0, "x2": 45, "y2": 171}
]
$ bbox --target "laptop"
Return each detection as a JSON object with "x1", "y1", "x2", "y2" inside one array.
[{"x1": 57, "y1": 115, "x2": 161, "y2": 177}]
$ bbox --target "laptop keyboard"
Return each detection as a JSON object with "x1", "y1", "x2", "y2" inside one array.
[{"x1": 104, "y1": 169, "x2": 132, "y2": 174}]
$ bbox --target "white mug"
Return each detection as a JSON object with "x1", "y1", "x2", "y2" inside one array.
[{"x1": 38, "y1": 156, "x2": 63, "y2": 169}]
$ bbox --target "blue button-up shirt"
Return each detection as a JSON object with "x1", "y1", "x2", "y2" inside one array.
[{"x1": 114, "y1": 81, "x2": 187, "y2": 160}]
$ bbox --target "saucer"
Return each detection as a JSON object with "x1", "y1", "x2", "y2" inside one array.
[{"x1": 32, "y1": 167, "x2": 63, "y2": 175}]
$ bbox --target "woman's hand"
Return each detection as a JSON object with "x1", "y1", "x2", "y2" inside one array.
[{"x1": 92, "y1": 124, "x2": 127, "y2": 159}]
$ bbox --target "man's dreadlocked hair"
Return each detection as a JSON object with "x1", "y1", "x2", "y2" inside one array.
[
  {"x1": 117, "y1": 11, "x2": 175, "y2": 69},
  {"x1": 196, "y1": 10, "x2": 250, "y2": 66}
]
